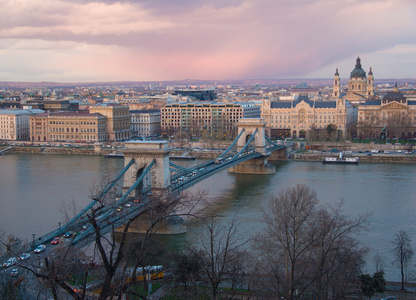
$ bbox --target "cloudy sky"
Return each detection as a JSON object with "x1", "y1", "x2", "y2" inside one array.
[{"x1": 1, "y1": 0, "x2": 415, "y2": 82}]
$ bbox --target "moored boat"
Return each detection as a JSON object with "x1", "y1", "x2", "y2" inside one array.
[
  {"x1": 323, "y1": 152, "x2": 359, "y2": 164},
  {"x1": 105, "y1": 151, "x2": 124, "y2": 158}
]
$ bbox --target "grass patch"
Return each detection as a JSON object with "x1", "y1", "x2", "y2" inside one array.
[{"x1": 127, "y1": 282, "x2": 162, "y2": 299}]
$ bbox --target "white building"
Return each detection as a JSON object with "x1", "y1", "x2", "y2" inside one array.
[
  {"x1": 0, "y1": 109, "x2": 44, "y2": 141},
  {"x1": 129, "y1": 109, "x2": 161, "y2": 138}
]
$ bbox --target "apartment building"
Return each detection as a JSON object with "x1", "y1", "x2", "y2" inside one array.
[
  {"x1": 129, "y1": 109, "x2": 161, "y2": 138},
  {"x1": 0, "y1": 109, "x2": 43, "y2": 140},
  {"x1": 29, "y1": 111, "x2": 107, "y2": 142},
  {"x1": 161, "y1": 101, "x2": 260, "y2": 137}
]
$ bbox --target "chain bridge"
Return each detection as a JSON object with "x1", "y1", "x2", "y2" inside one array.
[{"x1": 31, "y1": 119, "x2": 291, "y2": 249}]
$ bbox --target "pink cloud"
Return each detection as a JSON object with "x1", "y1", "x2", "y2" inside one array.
[{"x1": 0, "y1": 0, "x2": 415, "y2": 81}]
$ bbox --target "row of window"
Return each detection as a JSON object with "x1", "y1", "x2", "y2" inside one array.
[{"x1": 49, "y1": 121, "x2": 98, "y2": 125}]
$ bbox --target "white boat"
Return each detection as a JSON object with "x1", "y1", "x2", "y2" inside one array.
[
  {"x1": 323, "y1": 152, "x2": 359, "y2": 164},
  {"x1": 105, "y1": 151, "x2": 124, "y2": 158}
]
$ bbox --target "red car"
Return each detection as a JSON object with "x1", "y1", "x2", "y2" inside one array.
[
  {"x1": 133, "y1": 198, "x2": 141, "y2": 203},
  {"x1": 51, "y1": 237, "x2": 60, "y2": 245}
]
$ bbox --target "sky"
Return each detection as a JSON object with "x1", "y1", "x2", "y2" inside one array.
[{"x1": 0, "y1": 0, "x2": 415, "y2": 83}]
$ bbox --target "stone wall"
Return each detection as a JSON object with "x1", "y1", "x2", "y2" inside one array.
[{"x1": 3, "y1": 146, "x2": 104, "y2": 156}]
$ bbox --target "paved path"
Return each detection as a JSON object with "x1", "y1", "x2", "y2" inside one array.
[{"x1": 149, "y1": 283, "x2": 174, "y2": 299}]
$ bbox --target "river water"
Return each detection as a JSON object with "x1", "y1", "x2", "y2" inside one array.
[{"x1": 1, "y1": 153, "x2": 415, "y2": 281}]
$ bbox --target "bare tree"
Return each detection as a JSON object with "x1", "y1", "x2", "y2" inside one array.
[
  {"x1": 392, "y1": 230, "x2": 413, "y2": 290},
  {"x1": 253, "y1": 184, "x2": 368, "y2": 300},
  {"x1": 373, "y1": 253, "x2": 385, "y2": 273},
  {"x1": 357, "y1": 114, "x2": 380, "y2": 140},
  {"x1": 169, "y1": 246, "x2": 205, "y2": 299},
  {"x1": 0, "y1": 272, "x2": 23, "y2": 300},
  {"x1": 346, "y1": 122, "x2": 357, "y2": 140},
  {"x1": 22, "y1": 181, "x2": 206, "y2": 299},
  {"x1": 194, "y1": 215, "x2": 247, "y2": 300},
  {"x1": 175, "y1": 131, "x2": 190, "y2": 150},
  {"x1": 386, "y1": 112, "x2": 412, "y2": 141}
]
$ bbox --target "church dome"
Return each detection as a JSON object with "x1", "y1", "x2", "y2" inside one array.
[{"x1": 350, "y1": 57, "x2": 366, "y2": 78}]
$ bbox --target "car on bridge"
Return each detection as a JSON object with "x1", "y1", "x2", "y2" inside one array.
[
  {"x1": 10, "y1": 268, "x2": 19, "y2": 277},
  {"x1": 2, "y1": 257, "x2": 17, "y2": 268},
  {"x1": 51, "y1": 237, "x2": 60, "y2": 245},
  {"x1": 125, "y1": 202, "x2": 133, "y2": 207},
  {"x1": 18, "y1": 253, "x2": 30, "y2": 261},
  {"x1": 63, "y1": 231, "x2": 73, "y2": 238},
  {"x1": 34, "y1": 245, "x2": 46, "y2": 253}
]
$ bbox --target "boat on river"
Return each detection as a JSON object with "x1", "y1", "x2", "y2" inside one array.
[
  {"x1": 105, "y1": 151, "x2": 124, "y2": 158},
  {"x1": 323, "y1": 152, "x2": 359, "y2": 164}
]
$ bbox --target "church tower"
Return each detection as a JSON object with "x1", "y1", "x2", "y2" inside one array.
[
  {"x1": 333, "y1": 68, "x2": 340, "y2": 98},
  {"x1": 367, "y1": 67, "x2": 374, "y2": 97},
  {"x1": 348, "y1": 57, "x2": 367, "y2": 96}
]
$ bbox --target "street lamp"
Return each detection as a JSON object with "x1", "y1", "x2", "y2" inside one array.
[
  {"x1": 32, "y1": 234, "x2": 35, "y2": 246},
  {"x1": 58, "y1": 222, "x2": 61, "y2": 229}
]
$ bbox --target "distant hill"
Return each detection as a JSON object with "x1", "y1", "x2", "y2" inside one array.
[{"x1": 0, "y1": 78, "x2": 414, "y2": 89}]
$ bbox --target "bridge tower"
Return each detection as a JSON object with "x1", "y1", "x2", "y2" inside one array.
[
  {"x1": 118, "y1": 141, "x2": 186, "y2": 234},
  {"x1": 228, "y1": 118, "x2": 276, "y2": 174},
  {"x1": 121, "y1": 141, "x2": 171, "y2": 197}
]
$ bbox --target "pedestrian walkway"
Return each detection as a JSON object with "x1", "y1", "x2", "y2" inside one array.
[{"x1": 149, "y1": 283, "x2": 174, "y2": 299}]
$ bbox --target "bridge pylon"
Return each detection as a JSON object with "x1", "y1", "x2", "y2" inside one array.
[
  {"x1": 121, "y1": 141, "x2": 171, "y2": 197},
  {"x1": 228, "y1": 118, "x2": 276, "y2": 174}
]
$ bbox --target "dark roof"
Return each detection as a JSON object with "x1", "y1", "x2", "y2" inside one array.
[
  {"x1": 315, "y1": 102, "x2": 336, "y2": 108},
  {"x1": 350, "y1": 57, "x2": 366, "y2": 78},
  {"x1": 271, "y1": 101, "x2": 291, "y2": 109},
  {"x1": 293, "y1": 95, "x2": 314, "y2": 107},
  {"x1": 129, "y1": 109, "x2": 160, "y2": 114},
  {"x1": 362, "y1": 100, "x2": 381, "y2": 106},
  {"x1": 270, "y1": 96, "x2": 337, "y2": 109},
  {"x1": 49, "y1": 111, "x2": 103, "y2": 117},
  {"x1": 382, "y1": 91, "x2": 406, "y2": 102},
  {"x1": 408, "y1": 100, "x2": 416, "y2": 106}
]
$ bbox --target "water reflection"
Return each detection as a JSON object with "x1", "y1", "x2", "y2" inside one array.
[{"x1": 1, "y1": 154, "x2": 415, "y2": 281}]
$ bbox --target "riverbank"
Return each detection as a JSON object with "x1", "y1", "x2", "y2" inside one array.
[
  {"x1": 293, "y1": 150, "x2": 416, "y2": 163},
  {"x1": 0, "y1": 144, "x2": 226, "y2": 159},
  {"x1": 4, "y1": 145, "x2": 416, "y2": 163}
]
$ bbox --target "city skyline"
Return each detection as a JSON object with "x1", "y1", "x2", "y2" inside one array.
[{"x1": 1, "y1": 0, "x2": 415, "y2": 83}]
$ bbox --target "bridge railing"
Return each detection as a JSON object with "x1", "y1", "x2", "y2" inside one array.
[
  {"x1": 172, "y1": 151, "x2": 261, "y2": 192},
  {"x1": 31, "y1": 158, "x2": 136, "y2": 249}
]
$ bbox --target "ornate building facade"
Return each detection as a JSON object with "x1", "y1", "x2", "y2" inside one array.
[
  {"x1": 261, "y1": 95, "x2": 347, "y2": 139},
  {"x1": 357, "y1": 86, "x2": 416, "y2": 139}
]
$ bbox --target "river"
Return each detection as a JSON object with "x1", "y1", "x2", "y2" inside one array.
[{"x1": 1, "y1": 153, "x2": 415, "y2": 281}]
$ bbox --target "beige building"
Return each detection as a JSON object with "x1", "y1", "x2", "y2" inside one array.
[
  {"x1": 30, "y1": 111, "x2": 107, "y2": 142},
  {"x1": 161, "y1": 102, "x2": 260, "y2": 138},
  {"x1": 0, "y1": 109, "x2": 43, "y2": 141},
  {"x1": 261, "y1": 95, "x2": 347, "y2": 139},
  {"x1": 89, "y1": 103, "x2": 131, "y2": 141},
  {"x1": 357, "y1": 86, "x2": 416, "y2": 139}
]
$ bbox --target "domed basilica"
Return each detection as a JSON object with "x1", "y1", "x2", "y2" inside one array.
[{"x1": 333, "y1": 56, "x2": 374, "y2": 105}]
